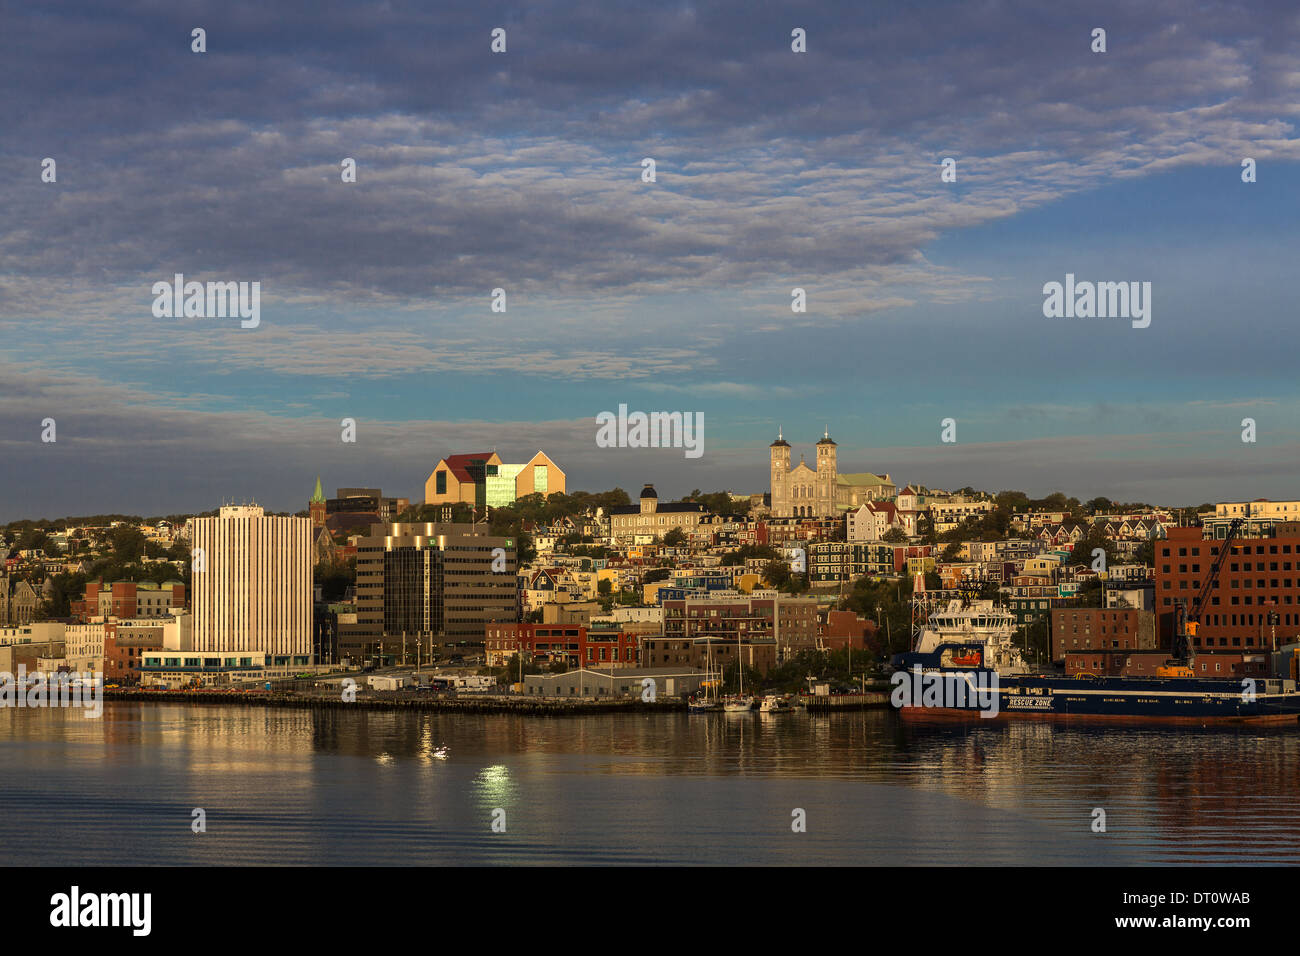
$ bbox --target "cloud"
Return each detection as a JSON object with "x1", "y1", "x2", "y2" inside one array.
[{"x1": 4, "y1": 0, "x2": 1300, "y2": 513}]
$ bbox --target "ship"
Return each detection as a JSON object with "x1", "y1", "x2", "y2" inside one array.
[
  {"x1": 889, "y1": 509, "x2": 1300, "y2": 723},
  {"x1": 892, "y1": 598, "x2": 1030, "y2": 676},
  {"x1": 890, "y1": 641, "x2": 1300, "y2": 724}
]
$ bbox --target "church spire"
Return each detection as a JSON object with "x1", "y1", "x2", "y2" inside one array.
[{"x1": 311, "y1": 476, "x2": 325, "y2": 504}]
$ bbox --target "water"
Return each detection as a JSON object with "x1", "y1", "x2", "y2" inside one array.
[{"x1": 1, "y1": 703, "x2": 1297, "y2": 865}]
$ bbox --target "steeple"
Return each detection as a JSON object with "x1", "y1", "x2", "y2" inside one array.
[{"x1": 311, "y1": 476, "x2": 325, "y2": 504}]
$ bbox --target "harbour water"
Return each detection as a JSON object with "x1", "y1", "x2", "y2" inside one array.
[{"x1": 1, "y1": 703, "x2": 1297, "y2": 865}]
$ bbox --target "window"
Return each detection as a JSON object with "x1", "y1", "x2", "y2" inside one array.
[{"x1": 436, "y1": 470, "x2": 447, "y2": 495}]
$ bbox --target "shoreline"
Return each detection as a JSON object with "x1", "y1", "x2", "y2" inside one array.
[{"x1": 101, "y1": 688, "x2": 894, "y2": 715}]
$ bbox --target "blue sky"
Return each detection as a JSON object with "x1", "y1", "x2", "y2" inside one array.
[{"x1": 2, "y1": 0, "x2": 1299, "y2": 520}]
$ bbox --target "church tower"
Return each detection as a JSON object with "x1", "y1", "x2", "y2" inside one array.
[
  {"x1": 770, "y1": 430, "x2": 791, "y2": 517},
  {"x1": 309, "y1": 476, "x2": 327, "y2": 527},
  {"x1": 815, "y1": 428, "x2": 837, "y2": 516}
]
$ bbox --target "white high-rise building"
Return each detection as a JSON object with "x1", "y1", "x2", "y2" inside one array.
[{"x1": 190, "y1": 506, "x2": 312, "y2": 657}]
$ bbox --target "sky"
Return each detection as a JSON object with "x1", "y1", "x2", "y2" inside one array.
[{"x1": 2, "y1": 0, "x2": 1300, "y2": 521}]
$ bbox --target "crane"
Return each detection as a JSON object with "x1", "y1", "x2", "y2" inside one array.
[{"x1": 1160, "y1": 508, "x2": 1248, "y2": 678}]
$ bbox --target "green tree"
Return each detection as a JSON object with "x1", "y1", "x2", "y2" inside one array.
[
  {"x1": 314, "y1": 557, "x2": 357, "y2": 602},
  {"x1": 109, "y1": 526, "x2": 147, "y2": 564},
  {"x1": 39, "y1": 571, "x2": 89, "y2": 619},
  {"x1": 762, "y1": 559, "x2": 791, "y2": 589}
]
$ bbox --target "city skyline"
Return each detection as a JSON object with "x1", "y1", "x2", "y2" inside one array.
[{"x1": 4, "y1": 1, "x2": 1300, "y2": 517}]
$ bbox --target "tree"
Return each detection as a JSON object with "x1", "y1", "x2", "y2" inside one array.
[
  {"x1": 314, "y1": 557, "x2": 356, "y2": 602},
  {"x1": 39, "y1": 571, "x2": 89, "y2": 619},
  {"x1": 597, "y1": 579, "x2": 612, "y2": 595},
  {"x1": 941, "y1": 541, "x2": 963, "y2": 562},
  {"x1": 995, "y1": 490, "x2": 1030, "y2": 512},
  {"x1": 881, "y1": 527, "x2": 908, "y2": 544},
  {"x1": 1070, "y1": 524, "x2": 1116, "y2": 568},
  {"x1": 720, "y1": 544, "x2": 779, "y2": 566},
  {"x1": 1073, "y1": 578, "x2": 1105, "y2": 607},
  {"x1": 916, "y1": 513, "x2": 937, "y2": 546},
  {"x1": 683, "y1": 490, "x2": 747, "y2": 516},
  {"x1": 643, "y1": 568, "x2": 672, "y2": 584},
  {"x1": 762, "y1": 560, "x2": 791, "y2": 590},
  {"x1": 663, "y1": 528, "x2": 687, "y2": 546},
  {"x1": 16, "y1": 527, "x2": 50, "y2": 553},
  {"x1": 109, "y1": 526, "x2": 147, "y2": 564}
]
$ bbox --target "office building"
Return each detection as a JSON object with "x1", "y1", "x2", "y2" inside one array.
[
  {"x1": 343, "y1": 522, "x2": 518, "y2": 662},
  {"x1": 189, "y1": 505, "x2": 313, "y2": 658}
]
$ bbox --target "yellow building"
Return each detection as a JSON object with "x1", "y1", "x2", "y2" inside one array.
[{"x1": 424, "y1": 451, "x2": 565, "y2": 508}]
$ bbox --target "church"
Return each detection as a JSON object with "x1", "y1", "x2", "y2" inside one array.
[
  {"x1": 0, "y1": 570, "x2": 39, "y2": 626},
  {"x1": 769, "y1": 429, "x2": 896, "y2": 518}
]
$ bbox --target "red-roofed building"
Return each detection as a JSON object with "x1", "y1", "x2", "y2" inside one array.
[{"x1": 423, "y1": 451, "x2": 565, "y2": 509}]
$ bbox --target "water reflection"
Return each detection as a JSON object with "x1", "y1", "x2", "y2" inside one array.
[{"x1": 0, "y1": 704, "x2": 1295, "y2": 864}]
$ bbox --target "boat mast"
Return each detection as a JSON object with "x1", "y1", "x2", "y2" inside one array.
[{"x1": 737, "y1": 630, "x2": 743, "y2": 696}]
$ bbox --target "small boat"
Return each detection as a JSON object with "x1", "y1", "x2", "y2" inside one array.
[
  {"x1": 722, "y1": 634, "x2": 754, "y2": 712},
  {"x1": 690, "y1": 656, "x2": 723, "y2": 712},
  {"x1": 759, "y1": 694, "x2": 793, "y2": 713}
]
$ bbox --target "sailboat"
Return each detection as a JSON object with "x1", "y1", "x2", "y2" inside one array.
[
  {"x1": 722, "y1": 635, "x2": 754, "y2": 712},
  {"x1": 689, "y1": 655, "x2": 722, "y2": 712}
]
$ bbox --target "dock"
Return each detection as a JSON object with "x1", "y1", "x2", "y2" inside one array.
[
  {"x1": 799, "y1": 691, "x2": 892, "y2": 712},
  {"x1": 102, "y1": 688, "x2": 686, "y2": 715}
]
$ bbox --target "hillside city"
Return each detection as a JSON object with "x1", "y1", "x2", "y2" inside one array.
[{"x1": 2, "y1": 433, "x2": 1296, "y2": 696}]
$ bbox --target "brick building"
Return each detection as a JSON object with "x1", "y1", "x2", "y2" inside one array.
[
  {"x1": 1050, "y1": 608, "x2": 1157, "y2": 662},
  {"x1": 1157, "y1": 525, "x2": 1300, "y2": 654},
  {"x1": 73, "y1": 580, "x2": 186, "y2": 622},
  {"x1": 662, "y1": 592, "x2": 818, "y2": 660},
  {"x1": 483, "y1": 622, "x2": 639, "y2": 669}
]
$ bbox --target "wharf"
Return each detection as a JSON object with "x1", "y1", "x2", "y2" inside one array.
[
  {"x1": 101, "y1": 688, "x2": 686, "y2": 715},
  {"x1": 798, "y1": 691, "x2": 892, "y2": 712}
]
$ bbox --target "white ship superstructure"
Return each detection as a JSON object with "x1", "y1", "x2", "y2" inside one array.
[{"x1": 913, "y1": 599, "x2": 1030, "y2": 676}]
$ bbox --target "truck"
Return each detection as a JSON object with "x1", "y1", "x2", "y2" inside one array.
[{"x1": 367, "y1": 674, "x2": 414, "y2": 691}]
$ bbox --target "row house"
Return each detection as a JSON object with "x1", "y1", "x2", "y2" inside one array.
[
  {"x1": 845, "y1": 501, "x2": 903, "y2": 542},
  {"x1": 1001, "y1": 581, "x2": 1065, "y2": 627},
  {"x1": 892, "y1": 544, "x2": 934, "y2": 574},
  {"x1": 1038, "y1": 523, "x2": 1088, "y2": 547},
  {"x1": 521, "y1": 567, "x2": 594, "y2": 611},
  {"x1": 808, "y1": 542, "x2": 894, "y2": 583},
  {"x1": 929, "y1": 496, "x2": 996, "y2": 533},
  {"x1": 936, "y1": 563, "x2": 985, "y2": 589}
]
